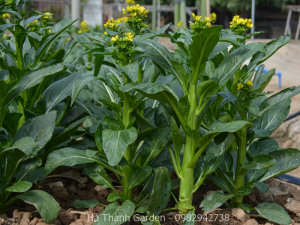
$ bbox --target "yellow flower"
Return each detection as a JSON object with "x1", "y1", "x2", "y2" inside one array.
[
  {"x1": 104, "y1": 32, "x2": 108, "y2": 35},
  {"x1": 3, "y1": 34, "x2": 7, "y2": 37},
  {"x1": 48, "y1": 29, "x2": 51, "y2": 33},
  {"x1": 210, "y1": 12, "x2": 217, "y2": 22},
  {"x1": 78, "y1": 30, "x2": 82, "y2": 34},
  {"x1": 111, "y1": 35, "x2": 119, "y2": 42},
  {"x1": 29, "y1": 20, "x2": 38, "y2": 26},
  {"x1": 126, "y1": 0, "x2": 136, "y2": 4},
  {"x1": 2, "y1": 13, "x2": 10, "y2": 19},
  {"x1": 178, "y1": 21, "x2": 183, "y2": 27},
  {"x1": 43, "y1": 12, "x2": 52, "y2": 19},
  {"x1": 247, "y1": 81, "x2": 253, "y2": 86},
  {"x1": 237, "y1": 83, "x2": 244, "y2": 90},
  {"x1": 230, "y1": 15, "x2": 253, "y2": 34}
]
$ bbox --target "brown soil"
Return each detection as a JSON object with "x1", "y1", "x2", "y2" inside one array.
[{"x1": 1, "y1": 166, "x2": 300, "y2": 225}]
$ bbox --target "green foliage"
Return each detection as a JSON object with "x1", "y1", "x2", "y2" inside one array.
[{"x1": 1, "y1": 1, "x2": 299, "y2": 224}]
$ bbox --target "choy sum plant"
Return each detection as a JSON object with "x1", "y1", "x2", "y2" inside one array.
[
  {"x1": 121, "y1": 14, "x2": 300, "y2": 225},
  {"x1": 44, "y1": 5, "x2": 176, "y2": 224},
  {"x1": 0, "y1": 1, "x2": 94, "y2": 222}
]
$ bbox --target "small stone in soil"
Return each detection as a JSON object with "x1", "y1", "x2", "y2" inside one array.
[
  {"x1": 232, "y1": 208, "x2": 247, "y2": 221},
  {"x1": 243, "y1": 219, "x2": 259, "y2": 225}
]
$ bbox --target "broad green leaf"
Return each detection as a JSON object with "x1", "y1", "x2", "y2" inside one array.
[
  {"x1": 107, "y1": 193, "x2": 120, "y2": 202},
  {"x1": 71, "y1": 199, "x2": 101, "y2": 208},
  {"x1": 197, "y1": 80, "x2": 219, "y2": 102},
  {"x1": 199, "y1": 120, "x2": 252, "y2": 145},
  {"x1": 120, "y1": 83, "x2": 179, "y2": 104},
  {"x1": 83, "y1": 163, "x2": 114, "y2": 190},
  {"x1": 133, "y1": 39, "x2": 172, "y2": 73},
  {"x1": 235, "y1": 185, "x2": 253, "y2": 196},
  {"x1": 44, "y1": 148, "x2": 97, "y2": 174},
  {"x1": 248, "y1": 138, "x2": 279, "y2": 158},
  {"x1": 133, "y1": 39, "x2": 188, "y2": 92},
  {"x1": 178, "y1": 95, "x2": 190, "y2": 119},
  {"x1": 2, "y1": 112, "x2": 22, "y2": 136},
  {"x1": 208, "y1": 42, "x2": 231, "y2": 60},
  {"x1": 43, "y1": 72, "x2": 91, "y2": 113},
  {"x1": 36, "y1": 18, "x2": 77, "y2": 60},
  {"x1": 251, "y1": 100, "x2": 290, "y2": 133},
  {"x1": 189, "y1": 26, "x2": 222, "y2": 75},
  {"x1": 103, "y1": 127, "x2": 138, "y2": 166},
  {"x1": 148, "y1": 167, "x2": 172, "y2": 215},
  {"x1": 253, "y1": 182, "x2": 269, "y2": 193},
  {"x1": 95, "y1": 124, "x2": 104, "y2": 154},
  {"x1": 95, "y1": 200, "x2": 135, "y2": 225},
  {"x1": 141, "y1": 125, "x2": 171, "y2": 166},
  {"x1": 102, "y1": 116, "x2": 124, "y2": 130},
  {"x1": 209, "y1": 176, "x2": 233, "y2": 193},
  {"x1": 71, "y1": 75, "x2": 96, "y2": 106},
  {"x1": 14, "y1": 112, "x2": 56, "y2": 151},
  {"x1": 243, "y1": 155, "x2": 276, "y2": 170},
  {"x1": 259, "y1": 86, "x2": 300, "y2": 116},
  {"x1": 15, "y1": 158, "x2": 42, "y2": 182},
  {"x1": 170, "y1": 117, "x2": 183, "y2": 156},
  {"x1": 4, "y1": 64, "x2": 65, "y2": 107},
  {"x1": 44, "y1": 116, "x2": 89, "y2": 152},
  {"x1": 200, "y1": 192, "x2": 234, "y2": 211},
  {"x1": 260, "y1": 148, "x2": 300, "y2": 182},
  {"x1": 248, "y1": 35, "x2": 291, "y2": 71},
  {"x1": 6, "y1": 181, "x2": 32, "y2": 192},
  {"x1": 128, "y1": 166, "x2": 152, "y2": 189},
  {"x1": 245, "y1": 169, "x2": 267, "y2": 183},
  {"x1": 255, "y1": 202, "x2": 291, "y2": 225},
  {"x1": 88, "y1": 80, "x2": 120, "y2": 112},
  {"x1": 169, "y1": 60, "x2": 189, "y2": 94},
  {"x1": 183, "y1": 208, "x2": 195, "y2": 225},
  {"x1": 212, "y1": 43, "x2": 264, "y2": 88},
  {"x1": 18, "y1": 190, "x2": 60, "y2": 224},
  {"x1": 203, "y1": 155, "x2": 224, "y2": 176},
  {"x1": 3, "y1": 137, "x2": 37, "y2": 157},
  {"x1": 120, "y1": 61, "x2": 139, "y2": 83}
]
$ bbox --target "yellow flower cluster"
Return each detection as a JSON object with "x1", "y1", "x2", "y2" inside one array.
[
  {"x1": 29, "y1": 20, "x2": 38, "y2": 26},
  {"x1": 123, "y1": 4, "x2": 148, "y2": 17},
  {"x1": 210, "y1": 12, "x2": 217, "y2": 23},
  {"x1": 237, "y1": 81, "x2": 253, "y2": 90},
  {"x1": 190, "y1": 13, "x2": 211, "y2": 34},
  {"x1": 111, "y1": 32, "x2": 134, "y2": 42},
  {"x1": 230, "y1": 15, "x2": 253, "y2": 35},
  {"x1": 237, "y1": 83, "x2": 244, "y2": 90},
  {"x1": 104, "y1": 18, "x2": 119, "y2": 32},
  {"x1": 115, "y1": 17, "x2": 128, "y2": 24},
  {"x1": 126, "y1": 0, "x2": 136, "y2": 5},
  {"x1": 2, "y1": 13, "x2": 10, "y2": 20},
  {"x1": 79, "y1": 21, "x2": 90, "y2": 34},
  {"x1": 178, "y1": 21, "x2": 183, "y2": 27},
  {"x1": 43, "y1": 12, "x2": 52, "y2": 19},
  {"x1": 111, "y1": 32, "x2": 134, "y2": 52},
  {"x1": 247, "y1": 80, "x2": 253, "y2": 86},
  {"x1": 122, "y1": 4, "x2": 149, "y2": 32}
]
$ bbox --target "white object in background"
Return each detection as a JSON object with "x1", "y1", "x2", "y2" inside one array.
[
  {"x1": 251, "y1": 0, "x2": 255, "y2": 39},
  {"x1": 83, "y1": 0, "x2": 103, "y2": 27},
  {"x1": 72, "y1": 0, "x2": 81, "y2": 27}
]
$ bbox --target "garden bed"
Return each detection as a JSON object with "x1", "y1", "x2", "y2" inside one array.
[{"x1": 1, "y1": 166, "x2": 300, "y2": 225}]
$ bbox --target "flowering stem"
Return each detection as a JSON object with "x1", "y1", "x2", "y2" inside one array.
[
  {"x1": 122, "y1": 91, "x2": 134, "y2": 201},
  {"x1": 233, "y1": 110, "x2": 248, "y2": 208}
]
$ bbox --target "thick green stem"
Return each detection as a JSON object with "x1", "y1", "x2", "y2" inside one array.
[
  {"x1": 233, "y1": 111, "x2": 247, "y2": 208},
  {"x1": 122, "y1": 92, "x2": 133, "y2": 201},
  {"x1": 15, "y1": 27, "x2": 26, "y2": 129},
  {"x1": 177, "y1": 84, "x2": 197, "y2": 214}
]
